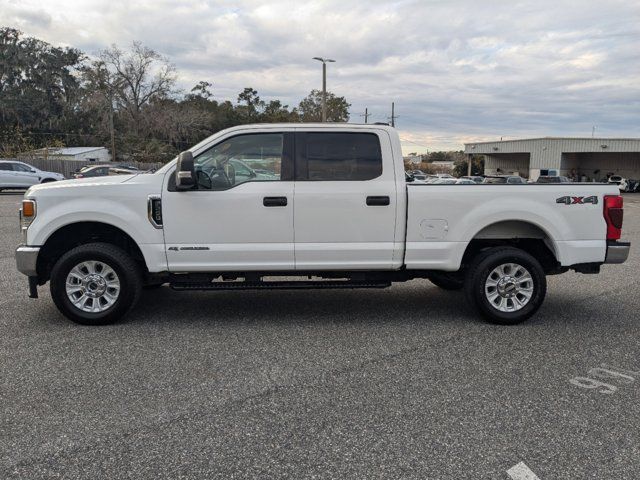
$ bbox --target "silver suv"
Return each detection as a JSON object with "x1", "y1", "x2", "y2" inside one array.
[{"x1": 0, "y1": 161, "x2": 65, "y2": 191}]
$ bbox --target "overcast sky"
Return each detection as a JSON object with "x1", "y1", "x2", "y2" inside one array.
[{"x1": 2, "y1": 0, "x2": 639, "y2": 151}]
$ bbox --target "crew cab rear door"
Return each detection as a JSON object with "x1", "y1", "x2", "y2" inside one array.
[{"x1": 293, "y1": 129, "x2": 399, "y2": 270}]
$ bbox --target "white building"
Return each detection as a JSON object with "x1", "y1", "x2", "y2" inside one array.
[
  {"x1": 22, "y1": 147, "x2": 111, "y2": 163},
  {"x1": 465, "y1": 137, "x2": 640, "y2": 181}
]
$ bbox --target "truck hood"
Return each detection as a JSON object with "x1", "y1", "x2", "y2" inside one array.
[{"x1": 26, "y1": 174, "x2": 138, "y2": 196}]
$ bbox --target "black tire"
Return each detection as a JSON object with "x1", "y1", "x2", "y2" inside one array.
[
  {"x1": 464, "y1": 247, "x2": 546, "y2": 325},
  {"x1": 50, "y1": 242, "x2": 142, "y2": 325},
  {"x1": 41, "y1": 178, "x2": 57, "y2": 183},
  {"x1": 428, "y1": 272, "x2": 464, "y2": 290}
]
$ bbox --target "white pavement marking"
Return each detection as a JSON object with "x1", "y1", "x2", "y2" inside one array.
[{"x1": 507, "y1": 461, "x2": 541, "y2": 480}]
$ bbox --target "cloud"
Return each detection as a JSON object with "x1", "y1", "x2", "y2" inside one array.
[{"x1": 1, "y1": 0, "x2": 639, "y2": 150}]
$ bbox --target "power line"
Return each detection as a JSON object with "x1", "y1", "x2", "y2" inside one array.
[{"x1": 399, "y1": 138, "x2": 430, "y2": 149}]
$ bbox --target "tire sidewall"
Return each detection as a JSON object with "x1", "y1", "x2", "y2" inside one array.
[
  {"x1": 50, "y1": 244, "x2": 140, "y2": 325},
  {"x1": 467, "y1": 249, "x2": 546, "y2": 325}
]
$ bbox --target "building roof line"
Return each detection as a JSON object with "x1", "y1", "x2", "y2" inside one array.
[{"x1": 465, "y1": 137, "x2": 640, "y2": 146}]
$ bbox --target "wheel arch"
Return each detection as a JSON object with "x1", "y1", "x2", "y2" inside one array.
[
  {"x1": 36, "y1": 221, "x2": 149, "y2": 283},
  {"x1": 461, "y1": 219, "x2": 561, "y2": 274}
]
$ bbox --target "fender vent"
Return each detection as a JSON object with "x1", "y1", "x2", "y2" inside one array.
[{"x1": 148, "y1": 195, "x2": 163, "y2": 228}]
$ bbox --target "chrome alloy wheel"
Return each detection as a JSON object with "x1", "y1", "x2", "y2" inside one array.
[
  {"x1": 484, "y1": 262, "x2": 534, "y2": 312},
  {"x1": 65, "y1": 260, "x2": 121, "y2": 313}
]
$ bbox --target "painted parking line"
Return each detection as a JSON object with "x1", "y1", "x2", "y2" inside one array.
[{"x1": 507, "y1": 461, "x2": 541, "y2": 480}]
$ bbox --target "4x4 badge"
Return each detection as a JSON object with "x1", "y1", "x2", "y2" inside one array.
[{"x1": 556, "y1": 195, "x2": 598, "y2": 205}]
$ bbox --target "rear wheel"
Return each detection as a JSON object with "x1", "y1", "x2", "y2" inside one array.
[
  {"x1": 464, "y1": 247, "x2": 546, "y2": 325},
  {"x1": 50, "y1": 242, "x2": 142, "y2": 325}
]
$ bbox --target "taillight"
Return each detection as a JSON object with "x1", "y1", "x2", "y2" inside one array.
[{"x1": 603, "y1": 195, "x2": 623, "y2": 240}]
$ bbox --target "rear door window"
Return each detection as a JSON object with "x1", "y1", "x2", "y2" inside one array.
[{"x1": 298, "y1": 132, "x2": 383, "y2": 181}]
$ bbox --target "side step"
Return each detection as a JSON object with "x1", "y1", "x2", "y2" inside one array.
[{"x1": 170, "y1": 280, "x2": 391, "y2": 291}]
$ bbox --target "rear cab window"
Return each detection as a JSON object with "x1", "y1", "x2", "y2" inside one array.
[{"x1": 296, "y1": 132, "x2": 383, "y2": 181}]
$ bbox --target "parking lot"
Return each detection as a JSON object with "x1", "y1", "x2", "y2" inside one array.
[{"x1": 0, "y1": 191, "x2": 638, "y2": 479}]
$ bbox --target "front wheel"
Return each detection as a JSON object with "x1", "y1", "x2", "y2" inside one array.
[
  {"x1": 464, "y1": 247, "x2": 546, "y2": 325},
  {"x1": 50, "y1": 242, "x2": 142, "y2": 325}
]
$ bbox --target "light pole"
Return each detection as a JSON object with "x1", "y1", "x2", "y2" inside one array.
[{"x1": 313, "y1": 57, "x2": 335, "y2": 122}]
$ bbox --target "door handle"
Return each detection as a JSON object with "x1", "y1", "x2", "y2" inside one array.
[
  {"x1": 366, "y1": 196, "x2": 390, "y2": 206},
  {"x1": 263, "y1": 196, "x2": 288, "y2": 207}
]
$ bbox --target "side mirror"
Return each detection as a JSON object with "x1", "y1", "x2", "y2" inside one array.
[
  {"x1": 30, "y1": 169, "x2": 37, "y2": 173},
  {"x1": 175, "y1": 151, "x2": 195, "y2": 190}
]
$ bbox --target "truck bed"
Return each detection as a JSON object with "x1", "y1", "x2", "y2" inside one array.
[{"x1": 404, "y1": 183, "x2": 619, "y2": 271}]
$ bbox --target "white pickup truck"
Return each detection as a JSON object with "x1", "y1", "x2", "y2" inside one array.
[{"x1": 16, "y1": 124, "x2": 629, "y2": 326}]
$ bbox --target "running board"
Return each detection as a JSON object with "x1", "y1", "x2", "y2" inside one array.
[{"x1": 170, "y1": 280, "x2": 391, "y2": 291}]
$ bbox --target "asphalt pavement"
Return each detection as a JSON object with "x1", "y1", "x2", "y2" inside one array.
[{"x1": 1, "y1": 191, "x2": 639, "y2": 479}]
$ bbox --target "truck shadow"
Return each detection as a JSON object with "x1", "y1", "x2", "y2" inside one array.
[{"x1": 130, "y1": 281, "x2": 479, "y2": 327}]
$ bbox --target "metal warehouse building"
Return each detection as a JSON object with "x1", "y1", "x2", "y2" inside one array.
[{"x1": 464, "y1": 138, "x2": 640, "y2": 182}]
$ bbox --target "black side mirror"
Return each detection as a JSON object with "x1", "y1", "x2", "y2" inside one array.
[{"x1": 175, "y1": 151, "x2": 195, "y2": 190}]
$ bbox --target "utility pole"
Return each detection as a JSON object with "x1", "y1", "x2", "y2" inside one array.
[
  {"x1": 108, "y1": 92, "x2": 116, "y2": 162},
  {"x1": 467, "y1": 154, "x2": 472, "y2": 176},
  {"x1": 360, "y1": 108, "x2": 371, "y2": 124},
  {"x1": 312, "y1": 57, "x2": 335, "y2": 122},
  {"x1": 389, "y1": 102, "x2": 398, "y2": 127}
]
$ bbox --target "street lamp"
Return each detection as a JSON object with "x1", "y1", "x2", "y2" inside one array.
[{"x1": 312, "y1": 57, "x2": 335, "y2": 122}]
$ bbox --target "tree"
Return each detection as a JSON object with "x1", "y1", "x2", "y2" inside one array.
[
  {"x1": 98, "y1": 42, "x2": 176, "y2": 127},
  {"x1": 236, "y1": 87, "x2": 264, "y2": 122},
  {"x1": 0, "y1": 27, "x2": 83, "y2": 142},
  {"x1": 189, "y1": 81, "x2": 213, "y2": 100},
  {"x1": 453, "y1": 155, "x2": 485, "y2": 177},
  {"x1": 297, "y1": 89, "x2": 350, "y2": 122}
]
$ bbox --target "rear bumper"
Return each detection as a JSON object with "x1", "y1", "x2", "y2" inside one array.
[
  {"x1": 16, "y1": 245, "x2": 40, "y2": 276},
  {"x1": 605, "y1": 241, "x2": 630, "y2": 264}
]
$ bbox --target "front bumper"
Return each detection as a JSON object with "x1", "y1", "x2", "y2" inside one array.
[
  {"x1": 16, "y1": 245, "x2": 40, "y2": 276},
  {"x1": 604, "y1": 241, "x2": 630, "y2": 264}
]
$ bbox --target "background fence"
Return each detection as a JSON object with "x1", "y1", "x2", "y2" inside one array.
[{"x1": 8, "y1": 157, "x2": 165, "y2": 178}]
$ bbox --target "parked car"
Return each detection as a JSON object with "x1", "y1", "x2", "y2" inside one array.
[
  {"x1": 432, "y1": 178, "x2": 457, "y2": 184},
  {"x1": 456, "y1": 178, "x2": 477, "y2": 184},
  {"x1": 461, "y1": 176, "x2": 484, "y2": 184},
  {"x1": 73, "y1": 165, "x2": 138, "y2": 179},
  {"x1": 483, "y1": 175, "x2": 527, "y2": 184},
  {"x1": 608, "y1": 175, "x2": 628, "y2": 193},
  {"x1": 0, "y1": 161, "x2": 64, "y2": 191},
  {"x1": 16, "y1": 123, "x2": 629, "y2": 327},
  {"x1": 537, "y1": 176, "x2": 570, "y2": 183}
]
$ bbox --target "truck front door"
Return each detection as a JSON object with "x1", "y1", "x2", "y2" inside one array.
[
  {"x1": 162, "y1": 131, "x2": 295, "y2": 272},
  {"x1": 293, "y1": 130, "x2": 400, "y2": 270}
]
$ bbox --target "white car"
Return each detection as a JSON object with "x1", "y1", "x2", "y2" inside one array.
[
  {"x1": 15, "y1": 123, "x2": 629, "y2": 326},
  {"x1": 0, "y1": 161, "x2": 65, "y2": 191},
  {"x1": 608, "y1": 175, "x2": 628, "y2": 193}
]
